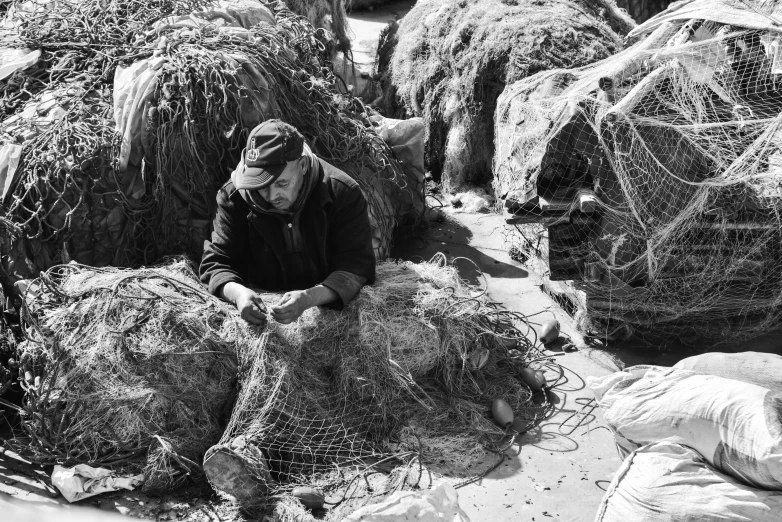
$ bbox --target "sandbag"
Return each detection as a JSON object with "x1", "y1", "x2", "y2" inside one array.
[
  {"x1": 596, "y1": 442, "x2": 782, "y2": 522},
  {"x1": 588, "y1": 365, "x2": 782, "y2": 489},
  {"x1": 674, "y1": 351, "x2": 782, "y2": 395}
]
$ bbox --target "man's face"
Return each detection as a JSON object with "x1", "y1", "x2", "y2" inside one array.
[{"x1": 257, "y1": 157, "x2": 306, "y2": 211}]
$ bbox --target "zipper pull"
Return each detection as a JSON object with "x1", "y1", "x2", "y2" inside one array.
[{"x1": 288, "y1": 223, "x2": 293, "y2": 229}]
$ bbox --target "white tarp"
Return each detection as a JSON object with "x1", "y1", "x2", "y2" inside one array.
[
  {"x1": 0, "y1": 48, "x2": 40, "y2": 82},
  {"x1": 341, "y1": 482, "x2": 471, "y2": 522},
  {"x1": 51, "y1": 464, "x2": 144, "y2": 503},
  {"x1": 0, "y1": 143, "x2": 22, "y2": 203}
]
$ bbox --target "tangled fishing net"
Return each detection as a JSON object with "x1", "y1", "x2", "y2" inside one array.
[
  {"x1": 0, "y1": 0, "x2": 423, "y2": 293},
  {"x1": 377, "y1": 0, "x2": 633, "y2": 192},
  {"x1": 9, "y1": 260, "x2": 240, "y2": 492},
  {"x1": 9, "y1": 257, "x2": 554, "y2": 518},
  {"x1": 496, "y1": 0, "x2": 782, "y2": 343}
]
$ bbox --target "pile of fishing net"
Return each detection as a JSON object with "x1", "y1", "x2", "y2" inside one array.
[
  {"x1": 0, "y1": 0, "x2": 424, "y2": 292},
  {"x1": 9, "y1": 257, "x2": 552, "y2": 519},
  {"x1": 496, "y1": 0, "x2": 782, "y2": 343},
  {"x1": 376, "y1": 0, "x2": 633, "y2": 191}
]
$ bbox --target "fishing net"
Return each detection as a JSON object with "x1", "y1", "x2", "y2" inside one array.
[
  {"x1": 0, "y1": 0, "x2": 423, "y2": 291},
  {"x1": 496, "y1": 0, "x2": 782, "y2": 343},
  {"x1": 8, "y1": 260, "x2": 241, "y2": 492},
  {"x1": 9, "y1": 257, "x2": 554, "y2": 519},
  {"x1": 378, "y1": 0, "x2": 633, "y2": 192}
]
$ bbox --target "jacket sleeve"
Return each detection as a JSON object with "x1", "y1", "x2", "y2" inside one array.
[
  {"x1": 323, "y1": 182, "x2": 376, "y2": 308},
  {"x1": 200, "y1": 185, "x2": 249, "y2": 296}
]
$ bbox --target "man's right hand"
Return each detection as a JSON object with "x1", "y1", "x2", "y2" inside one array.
[{"x1": 220, "y1": 282, "x2": 267, "y2": 325}]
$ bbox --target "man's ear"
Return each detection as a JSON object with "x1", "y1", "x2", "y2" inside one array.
[{"x1": 298, "y1": 156, "x2": 309, "y2": 173}]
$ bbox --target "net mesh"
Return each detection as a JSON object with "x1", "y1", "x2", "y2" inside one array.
[
  {"x1": 10, "y1": 257, "x2": 553, "y2": 520},
  {"x1": 495, "y1": 8, "x2": 782, "y2": 343}
]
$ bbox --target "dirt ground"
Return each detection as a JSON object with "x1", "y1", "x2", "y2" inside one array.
[{"x1": 3, "y1": 3, "x2": 782, "y2": 521}]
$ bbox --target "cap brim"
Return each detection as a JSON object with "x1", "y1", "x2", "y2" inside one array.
[{"x1": 233, "y1": 162, "x2": 287, "y2": 190}]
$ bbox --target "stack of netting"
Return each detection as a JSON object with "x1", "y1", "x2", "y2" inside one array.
[
  {"x1": 495, "y1": 0, "x2": 782, "y2": 343},
  {"x1": 0, "y1": 0, "x2": 423, "y2": 291},
  {"x1": 377, "y1": 0, "x2": 633, "y2": 191},
  {"x1": 11, "y1": 257, "x2": 552, "y2": 520},
  {"x1": 11, "y1": 260, "x2": 241, "y2": 493}
]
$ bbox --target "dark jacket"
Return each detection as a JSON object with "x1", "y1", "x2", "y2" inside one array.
[{"x1": 200, "y1": 158, "x2": 376, "y2": 308}]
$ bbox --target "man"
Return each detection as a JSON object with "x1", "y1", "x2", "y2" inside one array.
[{"x1": 200, "y1": 119, "x2": 375, "y2": 325}]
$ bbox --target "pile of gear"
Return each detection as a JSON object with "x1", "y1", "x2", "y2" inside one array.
[
  {"x1": 376, "y1": 0, "x2": 633, "y2": 191},
  {"x1": 0, "y1": 0, "x2": 425, "y2": 297},
  {"x1": 496, "y1": 0, "x2": 782, "y2": 343}
]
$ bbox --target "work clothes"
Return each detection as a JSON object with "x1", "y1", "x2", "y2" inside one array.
[{"x1": 200, "y1": 157, "x2": 375, "y2": 308}]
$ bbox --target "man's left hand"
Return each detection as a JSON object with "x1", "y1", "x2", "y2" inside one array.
[{"x1": 270, "y1": 290, "x2": 313, "y2": 324}]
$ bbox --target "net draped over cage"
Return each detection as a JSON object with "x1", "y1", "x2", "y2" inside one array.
[{"x1": 495, "y1": 0, "x2": 782, "y2": 342}]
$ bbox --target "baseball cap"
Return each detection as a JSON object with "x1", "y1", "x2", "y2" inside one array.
[{"x1": 233, "y1": 119, "x2": 305, "y2": 190}]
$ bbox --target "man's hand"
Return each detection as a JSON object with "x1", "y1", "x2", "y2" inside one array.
[
  {"x1": 270, "y1": 290, "x2": 313, "y2": 325},
  {"x1": 270, "y1": 285, "x2": 339, "y2": 324},
  {"x1": 221, "y1": 282, "x2": 266, "y2": 325}
]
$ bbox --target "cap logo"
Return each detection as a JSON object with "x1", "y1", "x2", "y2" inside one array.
[{"x1": 246, "y1": 148, "x2": 260, "y2": 162}]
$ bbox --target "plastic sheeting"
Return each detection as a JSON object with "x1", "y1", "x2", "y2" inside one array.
[
  {"x1": 341, "y1": 482, "x2": 471, "y2": 522},
  {"x1": 51, "y1": 464, "x2": 144, "y2": 503}
]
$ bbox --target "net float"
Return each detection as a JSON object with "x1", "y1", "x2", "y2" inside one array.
[
  {"x1": 534, "y1": 370, "x2": 547, "y2": 389},
  {"x1": 539, "y1": 320, "x2": 560, "y2": 344},
  {"x1": 468, "y1": 348, "x2": 490, "y2": 370},
  {"x1": 34, "y1": 375, "x2": 41, "y2": 388},
  {"x1": 292, "y1": 486, "x2": 326, "y2": 510},
  {"x1": 519, "y1": 367, "x2": 545, "y2": 392},
  {"x1": 491, "y1": 398, "x2": 513, "y2": 428},
  {"x1": 24, "y1": 371, "x2": 33, "y2": 384}
]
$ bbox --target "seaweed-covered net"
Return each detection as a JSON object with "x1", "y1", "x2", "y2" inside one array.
[
  {"x1": 0, "y1": 0, "x2": 422, "y2": 290},
  {"x1": 379, "y1": 0, "x2": 632, "y2": 191},
  {"x1": 10, "y1": 258, "x2": 554, "y2": 519},
  {"x1": 496, "y1": 1, "x2": 782, "y2": 343}
]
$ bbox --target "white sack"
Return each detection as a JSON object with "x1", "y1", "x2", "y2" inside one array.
[
  {"x1": 674, "y1": 351, "x2": 782, "y2": 395},
  {"x1": 596, "y1": 442, "x2": 782, "y2": 522},
  {"x1": 588, "y1": 365, "x2": 782, "y2": 489}
]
